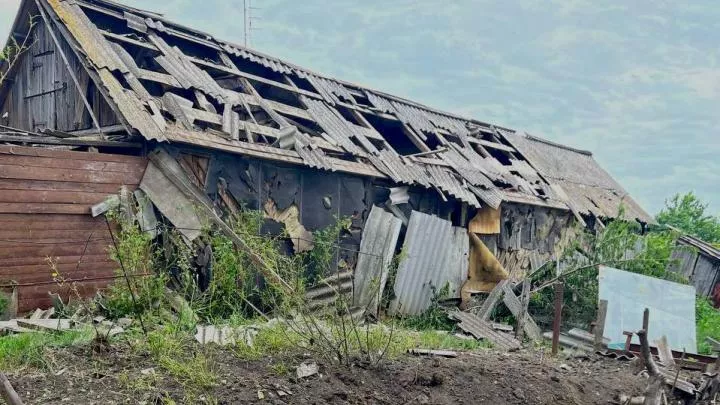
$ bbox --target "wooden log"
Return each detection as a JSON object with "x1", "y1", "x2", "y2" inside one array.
[
  {"x1": 551, "y1": 282, "x2": 564, "y2": 356},
  {"x1": 594, "y1": 299, "x2": 608, "y2": 349},
  {"x1": 0, "y1": 372, "x2": 24, "y2": 405}
]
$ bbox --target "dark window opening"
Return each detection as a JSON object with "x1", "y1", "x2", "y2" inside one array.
[{"x1": 364, "y1": 114, "x2": 421, "y2": 155}]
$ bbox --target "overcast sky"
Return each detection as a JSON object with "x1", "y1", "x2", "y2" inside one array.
[{"x1": 2, "y1": 0, "x2": 718, "y2": 215}]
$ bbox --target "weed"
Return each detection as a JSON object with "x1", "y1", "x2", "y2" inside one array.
[
  {"x1": 103, "y1": 210, "x2": 167, "y2": 319},
  {"x1": 398, "y1": 283, "x2": 455, "y2": 331},
  {"x1": 0, "y1": 329, "x2": 93, "y2": 371},
  {"x1": 143, "y1": 326, "x2": 218, "y2": 391},
  {"x1": 696, "y1": 296, "x2": 720, "y2": 354},
  {"x1": 269, "y1": 362, "x2": 290, "y2": 376}
]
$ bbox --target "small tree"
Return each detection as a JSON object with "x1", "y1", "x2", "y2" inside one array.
[
  {"x1": 656, "y1": 192, "x2": 720, "y2": 244},
  {"x1": 0, "y1": 17, "x2": 37, "y2": 86}
]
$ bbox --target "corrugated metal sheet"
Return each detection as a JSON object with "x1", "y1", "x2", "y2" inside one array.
[
  {"x1": 352, "y1": 206, "x2": 403, "y2": 315},
  {"x1": 389, "y1": 211, "x2": 468, "y2": 315},
  {"x1": 506, "y1": 132, "x2": 653, "y2": 223},
  {"x1": 448, "y1": 311, "x2": 521, "y2": 351}
]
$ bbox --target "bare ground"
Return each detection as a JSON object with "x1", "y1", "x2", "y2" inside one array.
[{"x1": 6, "y1": 343, "x2": 652, "y2": 405}]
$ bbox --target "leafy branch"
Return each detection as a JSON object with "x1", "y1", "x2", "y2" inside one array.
[{"x1": 0, "y1": 16, "x2": 38, "y2": 86}]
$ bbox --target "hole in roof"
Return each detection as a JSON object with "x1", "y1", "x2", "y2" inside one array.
[
  {"x1": 364, "y1": 114, "x2": 421, "y2": 155},
  {"x1": 487, "y1": 147, "x2": 513, "y2": 166}
]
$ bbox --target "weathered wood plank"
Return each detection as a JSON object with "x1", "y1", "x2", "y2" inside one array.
[
  {"x1": 0, "y1": 254, "x2": 111, "y2": 267},
  {"x1": 0, "y1": 242, "x2": 112, "y2": 259},
  {"x1": 0, "y1": 154, "x2": 147, "y2": 173},
  {"x1": 0, "y1": 203, "x2": 92, "y2": 215},
  {"x1": 0, "y1": 190, "x2": 120, "y2": 205},
  {"x1": 0, "y1": 179, "x2": 126, "y2": 194},
  {"x1": 0, "y1": 164, "x2": 143, "y2": 185},
  {"x1": 0, "y1": 145, "x2": 144, "y2": 163}
]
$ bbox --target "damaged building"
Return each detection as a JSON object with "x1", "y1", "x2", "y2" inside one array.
[{"x1": 0, "y1": 0, "x2": 653, "y2": 314}]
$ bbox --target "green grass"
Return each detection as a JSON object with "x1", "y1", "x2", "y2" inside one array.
[
  {"x1": 696, "y1": 296, "x2": 720, "y2": 354},
  {"x1": 143, "y1": 326, "x2": 218, "y2": 391},
  {"x1": 0, "y1": 329, "x2": 93, "y2": 370}
]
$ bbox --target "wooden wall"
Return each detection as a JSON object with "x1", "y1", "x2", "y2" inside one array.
[
  {"x1": 0, "y1": 145, "x2": 147, "y2": 313},
  {"x1": 0, "y1": 20, "x2": 118, "y2": 133}
]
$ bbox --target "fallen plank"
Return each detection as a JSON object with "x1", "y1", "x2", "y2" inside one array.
[
  {"x1": 0, "y1": 320, "x2": 33, "y2": 334},
  {"x1": 408, "y1": 349, "x2": 458, "y2": 358},
  {"x1": 15, "y1": 319, "x2": 73, "y2": 332},
  {"x1": 502, "y1": 283, "x2": 542, "y2": 341}
]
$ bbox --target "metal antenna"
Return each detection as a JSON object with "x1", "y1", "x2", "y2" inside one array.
[
  {"x1": 243, "y1": 0, "x2": 261, "y2": 48},
  {"x1": 243, "y1": 0, "x2": 249, "y2": 47}
]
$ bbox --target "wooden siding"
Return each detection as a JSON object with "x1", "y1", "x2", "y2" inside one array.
[
  {"x1": 0, "y1": 20, "x2": 118, "y2": 132},
  {"x1": 0, "y1": 145, "x2": 147, "y2": 312}
]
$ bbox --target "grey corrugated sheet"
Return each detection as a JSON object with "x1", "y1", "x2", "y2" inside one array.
[
  {"x1": 425, "y1": 165, "x2": 480, "y2": 208},
  {"x1": 302, "y1": 97, "x2": 366, "y2": 156},
  {"x1": 506, "y1": 132, "x2": 653, "y2": 223},
  {"x1": 352, "y1": 206, "x2": 403, "y2": 315},
  {"x1": 365, "y1": 91, "x2": 397, "y2": 114},
  {"x1": 448, "y1": 311, "x2": 521, "y2": 351},
  {"x1": 389, "y1": 211, "x2": 468, "y2": 315}
]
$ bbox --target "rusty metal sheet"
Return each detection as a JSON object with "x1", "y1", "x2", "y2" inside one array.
[{"x1": 352, "y1": 206, "x2": 403, "y2": 315}]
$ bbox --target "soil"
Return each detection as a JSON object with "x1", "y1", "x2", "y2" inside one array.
[{"x1": 6, "y1": 344, "x2": 654, "y2": 405}]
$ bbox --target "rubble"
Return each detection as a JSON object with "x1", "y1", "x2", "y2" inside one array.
[{"x1": 296, "y1": 362, "x2": 319, "y2": 379}]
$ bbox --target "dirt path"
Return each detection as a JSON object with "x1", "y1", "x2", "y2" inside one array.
[{"x1": 8, "y1": 346, "x2": 647, "y2": 404}]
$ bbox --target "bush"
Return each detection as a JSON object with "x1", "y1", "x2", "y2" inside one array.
[
  {"x1": 530, "y1": 218, "x2": 683, "y2": 329},
  {"x1": 696, "y1": 296, "x2": 720, "y2": 354}
]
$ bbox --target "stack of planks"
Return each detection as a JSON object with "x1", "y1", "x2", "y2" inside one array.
[{"x1": 0, "y1": 145, "x2": 147, "y2": 312}]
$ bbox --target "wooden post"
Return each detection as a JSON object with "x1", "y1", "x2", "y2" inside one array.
[
  {"x1": 642, "y1": 307, "x2": 650, "y2": 335},
  {"x1": 551, "y1": 282, "x2": 564, "y2": 355},
  {"x1": 516, "y1": 279, "x2": 531, "y2": 340},
  {"x1": 0, "y1": 373, "x2": 24, "y2": 405},
  {"x1": 594, "y1": 299, "x2": 608, "y2": 349}
]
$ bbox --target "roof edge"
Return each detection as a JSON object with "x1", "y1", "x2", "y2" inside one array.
[{"x1": 524, "y1": 133, "x2": 593, "y2": 156}]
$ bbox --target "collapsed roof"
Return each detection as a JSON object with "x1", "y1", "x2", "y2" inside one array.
[{"x1": 0, "y1": 0, "x2": 653, "y2": 223}]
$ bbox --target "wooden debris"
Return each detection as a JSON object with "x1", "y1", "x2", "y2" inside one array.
[
  {"x1": 408, "y1": 349, "x2": 458, "y2": 358},
  {"x1": 165, "y1": 289, "x2": 199, "y2": 322},
  {"x1": 637, "y1": 327, "x2": 667, "y2": 404},
  {"x1": 476, "y1": 280, "x2": 508, "y2": 320},
  {"x1": 296, "y1": 362, "x2": 319, "y2": 379},
  {"x1": 594, "y1": 299, "x2": 608, "y2": 350},
  {"x1": 501, "y1": 283, "x2": 542, "y2": 341},
  {"x1": 654, "y1": 335, "x2": 676, "y2": 370},
  {"x1": 16, "y1": 319, "x2": 72, "y2": 332},
  {"x1": 0, "y1": 320, "x2": 32, "y2": 334},
  {"x1": 91, "y1": 195, "x2": 120, "y2": 217},
  {"x1": 0, "y1": 373, "x2": 24, "y2": 405},
  {"x1": 448, "y1": 310, "x2": 521, "y2": 351}
]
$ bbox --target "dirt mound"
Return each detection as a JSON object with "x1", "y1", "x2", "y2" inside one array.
[{"x1": 9, "y1": 346, "x2": 647, "y2": 404}]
